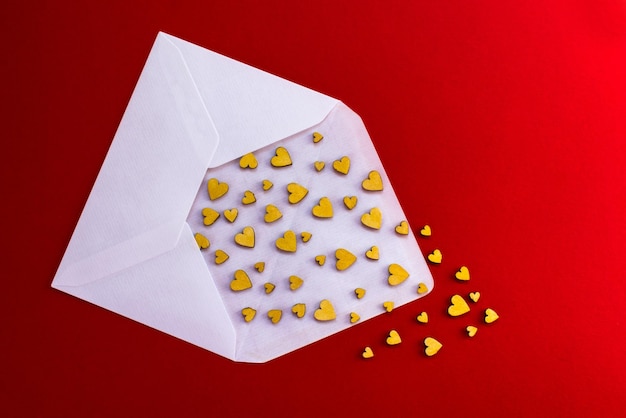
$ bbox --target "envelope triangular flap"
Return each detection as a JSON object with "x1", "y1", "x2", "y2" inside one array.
[{"x1": 162, "y1": 33, "x2": 339, "y2": 168}]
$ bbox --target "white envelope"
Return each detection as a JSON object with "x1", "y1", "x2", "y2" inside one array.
[{"x1": 52, "y1": 32, "x2": 434, "y2": 362}]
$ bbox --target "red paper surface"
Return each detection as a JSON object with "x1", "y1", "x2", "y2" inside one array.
[{"x1": 2, "y1": 1, "x2": 625, "y2": 416}]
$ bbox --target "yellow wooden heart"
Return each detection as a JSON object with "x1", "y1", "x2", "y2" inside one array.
[
  {"x1": 388, "y1": 263, "x2": 410, "y2": 286},
  {"x1": 448, "y1": 294, "x2": 470, "y2": 316},
  {"x1": 314, "y1": 299, "x2": 336, "y2": 321},
  {"x1": 335, "y1": 248, "x2": 357, "y2": 271},
  {"x1": 469, "y1": 292, "x2": 480, "y2": 303},
  {"x1": 271, "y1": 146, "x2": 292, "y2": 167},
  {"x1": 455, "y1": 266, "x2": 470, "y2": 281},
  {"x1": 424, "y1": 337, "x2": 443, "y2": 356},
  {"x1": 276, "y1": 230, "x2": 297, "y2": 252},
  {"x1": 254, "y1": 262, "x2": 265, "y2": 273},
  {"x1": 420, "y1": 224, "x2": 432, "y2": 237},
  {"x1": 264, "y1": 204, "x2": 283, "y2": 223},
  {"x1": 194, "y1": 233, "x2": 210, "y2": 249},
  {"x1": 362, "y1": 346, "x2": 374, "y2": 359},
  {"x1": 241, "y1": 307, "x2": 256, "y2": 322},
  {"x1": 343, "y1": 196, "x2": 358, "y2": 210},
  {"x1": 365, "y1": 246, "x2": 379, "y2": 260},
  {"x1": 242, "y1": 190, "x2": 256, "y2": 205},
  {"x1": 332, "y1": 156, "x2": 351, "y2": 174},
  {"x1": 395, "y1": 220, "x2": 409, "y2": 235},
  {"x1": 312, "y1": 197, "x2": 333, "y2": 218},
  {"x1": 485, "y1": 308, "x2": 499, "y2": 324},
  {"x1": 289, "y1": 275, "x2": 304, "y2": 290},
  {"x1": 264, "y1": 282, "x2": 275, "y2": 294},
  {"x1": 291, "y1": 303, "x2": 306, "y2": 318},
  {"x1": 202, "y1": 207, "x2": 220, "y2": 226},
  {"x1": 262, "y1": 179, "x2": 273, "y2": 191},
  {"x1": 417, "y1": 282, "x2": 428, "y2": 294},
  {"x1": 214, "y1": 249, "x2": 229, "y2": 265},
  {"x1": 361, "y1": 170, "x2": 383, "y2": 191},
  {"x1": 466, "y1": 326, "x2": 478, "y2": 337},
  {"x1": 223, "y1": 208, "x2": 238, "y2": 223},
  {"x1": 268, "y1": 309, "x2": 282, "y2": 324},
  {"x1": 301, "y1": 231, "x2": 312, "y2": 242},
  {"x1": 314, "y1": 161, "x2": 325, "y2": 171},
  {"x1": 234, "y1": 226, "x2": 255, "y2": 248},
  {"x1": 354, "y1": 288, "x2": 366, "y2": 299},
  {"x1": 427, "y1": 249, "x2": 442, "y2": 264},
  {"x1": 383, "y1": 301, "x2": 394, "y2": 312},
  {"x1": 207, "y1": 178, "x2": 229, "y2": 200},
  {"x1": 239, "y1": 152, "x2": 258, "y2": 169},
  {"x1": 312, "y1": 131, "x2": 324, "y2": 143},
  {"x1": 361, "y1": 207, "x2": 382, "y2": 230},
  {"x1": 350, "y1": 312, "x2": 360, "y2": 323},
  {"x1": 315, "y1": 255, "x2": 326, "y2": 266},
  {"x1": 230, "y1": 269, "x2": 252, "y2": 291},
  {"x1": 417, "y1": 312, "x2": 428, "y2": 323},
  {"x1": 287, "y1": 183, "x2": 308, "y2": 204},
  {"x1": 386, "y1": 330, "x2": 402, "y2": 345}
]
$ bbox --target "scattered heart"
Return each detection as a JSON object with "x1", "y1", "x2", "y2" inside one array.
[
  {"x1": 291, "y1": 303, "x2": 306, "y2": 318},
  {"x1": 388, "y1": 263, "x2": 410, "y2": 286},
  {"x1": 276, "y1": 230, "x2": 297, "y2": 252},
  {"x1": 312, "y1": 132, "x2": 324, "y2": 143},
  {"x1": 365, "y1": 246, "x2": 379, "y2": 260},
  {"x1": 485, "y1": 308, "x2": 499, "y2": 324},
  {"x1": 287, "y1": 183, "x2": 308, "y2": 204},
  {"x1": 241, "y1": 307, "x2": 256, "y2": 322},
  {"x1": 417, "y1": 282, "x2": 428, "y2": 294},
  {"x1": 343, "y1": 195, "x2": 358, "y2": 210},
  {"x1": 395, "y1": 220, "x2": 409, "y2": 235},
  {"x1": 264, "y1": 282, "x2": 275, "y2": 294},
  {"x1": 455, "y1": 266, "x2": 470, "y2": 281},
  {"x1": 448, "y1": 294, "x2": 470, "y2": 317},
  {"x1": 254, "y1": 262, "x2": 265, "y2": 273},
  {"x1": 214, "y1": 249, "x2": 229, "y2": 264},
  {"x1": 466, "y1": 326, "x2": 478, "y2": 337},
  {"x1": 332, "y1": 156, "x2": 351, "y2": 174},
  {"x1": 267, "y1": 309, "x2": 282, "y2": 324},
  {"x1": 230, "y1": 269, "x2": 253, "y2": 291},
  {"x1": 270, "y1": 146, "x2": 292, "y2": 167},
  {"x1": 301, "y1": 231, "x2": 312, "y2": 242},
  {"x1": 242, "y1": 190, "x2": 256, "y2": 205},
  {"x1": 335, "y1": 248, "x2": 357, "y2": 271},
  {"x1": 234, "y1": 226, "x2": 255, "y2": 248},
  {"x1": 417, "y1": 312, "x2": 428, "y2": 323},
  {"x1": 239, "y1": 152, "x2": 258, "y2": 169},
  {"x1": 361, "y1": 207, "x2": 382, "y2": 230},
  {"x1": 202, "y1": 207, "x2": 220, "y2": 226},
  {"x1": 289, "y1": 275, "x2": 303, "y2": 291},
  {"x1": 314, "y1": 161, "x2": 325, "y2": 171},
  {"x1": 427, "y1": 249, "x2": 442, "y2": 264},
  {"x1": 223, "y1": 208, "x2": 238, "y2": 223},
  {"x1": 315, "y1": 255, "x2": 326, "y2": 266},
  {"x1": 469, "y1": 292, "x2": 480, "y2": 303},
  {"x1": 264, "y1": 204, "x2": 283, "y2": 223},
  {"x1": 361, "y1": 170, "x2": 383, "y2": 191},
  {"x1": 194, "y1": 233, "x2": 210, "y2": 249},
  {"x1": 312, "y1": 197, "x2": 333, "y2": 218},
  {"x1": 420, "y1": 225, "x2": 432, "y2": 237},
  {"x1": 383, "y1": 301, "x2": 394, "y2": 312},
  {"x1": 314, "y1": 299, "x2": 336, "y2": 321},
  {"x1": 354, "y1": 288, "x2": 366, "y2": 299},
  {"x1": 424, "y1": 337, "x2": 443, "y2": 356},
  {"x1": 207, "y1": 178, "x2": 229, "y2": 200},
  {"x1": 362, "y1": 347, "x2": 374, "y2": 359},
  {"x1": 386, "y1": 330, "x2": 402, "y2": 345},
  {"x1": 262, "y1": 179, "x2": 273, "y2": 191},
  {"x1": 350, "y1": 312, "x2": 360, "y2": 323}
]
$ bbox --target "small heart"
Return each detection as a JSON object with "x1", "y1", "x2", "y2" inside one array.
[
  {"x1": 335, "y1": 248, "x2": 357, "y2": 271},
  {"x1": 361, "y1": 170, "x2": 383, "y2": 191},
  {"x1": 314, "y1": 161, "x2": 325, "y2": 171},
  {"x1": 343, "y1": 196, "x2": 358, "y2": 210},
  {"x1": 466, "y1": 326, "x2": 478, "y2": 337},
  {"x1": 254, "y1": 262, "x2": 265, "y2": 273},
  {"x1": 194, "y1": 233, "x2": 210, "y2": 249},
  {"x1": 332, "y1": 156, "x2": 351, "y2": 174},
  {"x1": 312, "y1": 131, "x2": 324, "y2": 143},
  {"x1": 365, "y1": 246, "x2": 379, "y2": 260},
  {"x1": 362, "y1": 347, "x2": 374, "y2": 359},
  {"x1": 388, "y1": 263, "x2": 410, "y2": 286},
  {"x1": 230, "y1": 269, "x2": 252, "y2": 291},
  {"x1": 354, "y1": 288, "x2": 366, "y2": 299},
  {"x1": 427, "y1": 249, "x2": 442, "y2": 264},
  {"x1": 485, "y1": 308, "x2": 499, "y2": 324},
  {"x1": 201, "y1": 207, "x2": 220, "y2": 226},
  {"x1": 424, "y1": 337, "x2": 443, "y2": 356},
  {"x1": 276, "y1": 230, "x2": 297, "y2": 252},
  {"x1": 291, "y1": 303, "x2": 306, "y2": 318},
  {"x1": 314, "y1": 299, "x2": 336, "y2": 321},
  {"x1": 312, "y1": 197, "x2": 333, "y2": 218},
  {"x1": 271, "y1": 146, "x2": 292, "y2": 167},
  {"x1": 287, "y1": 183, "x2": 308, "y2": 204},
  {"x1": 386, "y1": 330, "x2": 402, "y2": 345},
  {"x1": 395, "y1": 221, "x2": 409, "y2": 235},
  {"x1": 239, "y1": 152, "x2": 258, "y2": 169},
  {"x1": 417, "y1": 282, "x2": 429, "y2": 294},
  {"x1": 207, "y1": 178, "x2": 229, "y2": 201},
  {"x1": 289, "y1": 275, "x2": 303, "y2": 291},
  {"x1": 262, "y1": 179, "x2": 273, "y2": 191},
  {"x1": 420, "y1": 225, "x2": 432, "y2": 237},
  {"x1": 267, "y1": 309, "x2": 282, "y2": 324},
  {"x1": 315, "y1": 255, "x2": 326, "y2": 266},
  {"x1": 264, "y1": 282, "x2": 275, "y2": 294},
  {"x1": 469, "y1": 292, "x2": 480, "y2": 303},
  {"x1": 417, "y1": 312, "x2": 429, "y2": 323},
  {"x1": 264, "y1": 204, "x2": 283, "y2": 223},
  {"x1": 301, "y1": 231, "x2": 312, "y2": 242},
  {"x1": 350, "y1": 312, "x2": 360, "y2": 323},
  {"x1": 242, "y1": 190, "x2": 256, "y2": 205},
  {"x1": 223, "y1": 208, "x2": 238, "y2": 223},
  {"x1": 383, "y1": 301, "x2": 394, "y2": 312},
  {"x1": 448, "y1": 294, "x2": 470, "y2": 317},
  {"x1": 214, "y1": 250, "x2": 229, "y2": 265},
  {"x1": 361, "y1": 207, "x2": 382, "y2": 230},
  {"x1": 241, "y1": 307, "x2": 256, "y2": 322},
  {"x1": 234, "y1": 226, "x2": 255, "y2": 248},
  {"x1": 455, "y1": 266, "x2": 470, "y2": 281}
]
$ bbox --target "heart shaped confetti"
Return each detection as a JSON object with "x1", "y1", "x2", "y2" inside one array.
[
  {"x1": 427, "y1": 249, "x2": 442, "y2": 264},
  {"x1": 466, "y1": 326, "x2": 478, "y2": 337},
  {"x1": 417, "y1": 282, "x2": 428, "y2": 294},
  {"x1": 417, "y1": 312, "x2": 428, "y2": 323},
  {"x1": 207, "y1": 178, "x2": 229, "y2": 201},
  {"x1": 485, "y1": 308, "x2": 499, "y2": 324},
  {"x1": 335, "y1": 248, "x2": 357, "y2": 271},
  {"x1": 276, "y1": 230, "x2": 297, "y2": 252},
  {"x1": 388, "y1": 263, "x2": 410, "y2": 286},
  {"x1": 214, "y1": 250, "x2": 229, "y2": 265},
  {"x1": 383, "y1": 301, "x2": 394, "y2": 312},
  {"x1": 202, "y1": 207, "x2": 220, "y2": 226},
  {"x1": 315, "y1": 255, "x2": 326, "y2": 266},
  {"x1": 254, "y1": 262, "x2": 265, "y2": 273},
  {"x1": 420, "y1": 225, "x2": 432, "y2": 237},
  {"x1": 262, "y1": 179, "x2": 273, "y2": 191},
  {"x1": 312, "y1": 131, "x2": 324, "y2": 143},
  {"x1": 361, "y1": 207, "x2": 382, "y2": 230},
  {"x1": 314, "y1": 161, "x2": 325, "y2": 171},
  {"x1": 350, "y1": 312, "x2": 360, "y2": 323},
  {"x1": 239, "y1": 152, "x2": 258, "y2": 169},
  {"x1": 362, "y1": 347, "x2": 374, "y2": 359},
  {"x1": 291, "y1": 303, "x2": 306, "y2": 318},
  {"x1": 365, "y1": 246, "x2": 379, "y2": 260},
  {"x1": 271, "y1": 146, "x2": 292, "y2": 167},
  {"x1": 234, "y1": 226, "x2": 255, "y2": 248},
  {"x1": 332, "y1": 156, "x2": 350, "y2": 174},
  {"x1": 455, "y1": 266, "x2": 470, "y2": 281},
  {"x1": 268, "y1": 309, "x2": 282, "y2": 324},
  {"x1": 264, "y1": 282, "x2": 275, "y2": 294},
  {"x1": 230, "y1": 269, "x2": 253, "y2": 292},
  {"x1": 241, "y1": 307, "x2": 256, "y2": 322},
  {"x1": 289, "y1": 275, "x2": 303, "y2": 291},
  {"x1": 448, "y1": 294, "x2": 470, "y2": 316},
  {"x1": 264, "y1": 204, "x2": 283, "y2": 223},
  {"x1": 301, "y1": 232, "x2": 312, "y2": 242},
  {"x1": 469, "y1": 292, "x2": 480, "y2": 303},
  {"x1": 395, "y1": 221, "x2": 409, "y2": 235},
  {"x1": 223, "y1": 208, "x2": 238, "y2": 223},
  {"x1": 386, "y1": 330, "x2": 402, "y2": 345},
  {"x1": 287, "y1": 183, "x2": 308, "y2": 204},
  {"x1": 354, "y1": 288, "x2": 366, "y2": 299},
  {"x1": 194, "y1": 233, "x2": 210, "y2": 249},
  {"x1": 242, "y1": 190, "x2": 256, "y2": 205},
  {"x1": 312, "y1": 197, "x2": 333, "y2": 218},
  {"x1": 361, "y1": 170, "x2": 383, "y2": 191},
  {"x1": 424, "y1": 337, "x2": 443, "y2": 356},
  {"x1": 343, "y1": 196, "x2": 358, "y2": 210},
  {"x1": 314, "y1": 299, "x2": 336, "y2": 321}
]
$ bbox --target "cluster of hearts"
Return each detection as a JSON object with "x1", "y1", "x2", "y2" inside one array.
[
  {"x1": 364, "y1": 256, "x2": 500, "y2": 359},
  {"x1": 193, "y1": 132, "x2": 425, "y2": 327}
]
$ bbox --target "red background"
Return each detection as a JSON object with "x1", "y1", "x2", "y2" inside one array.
[{"x1": 3, "y1": 1, "x2": 626, "y2": 416}]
